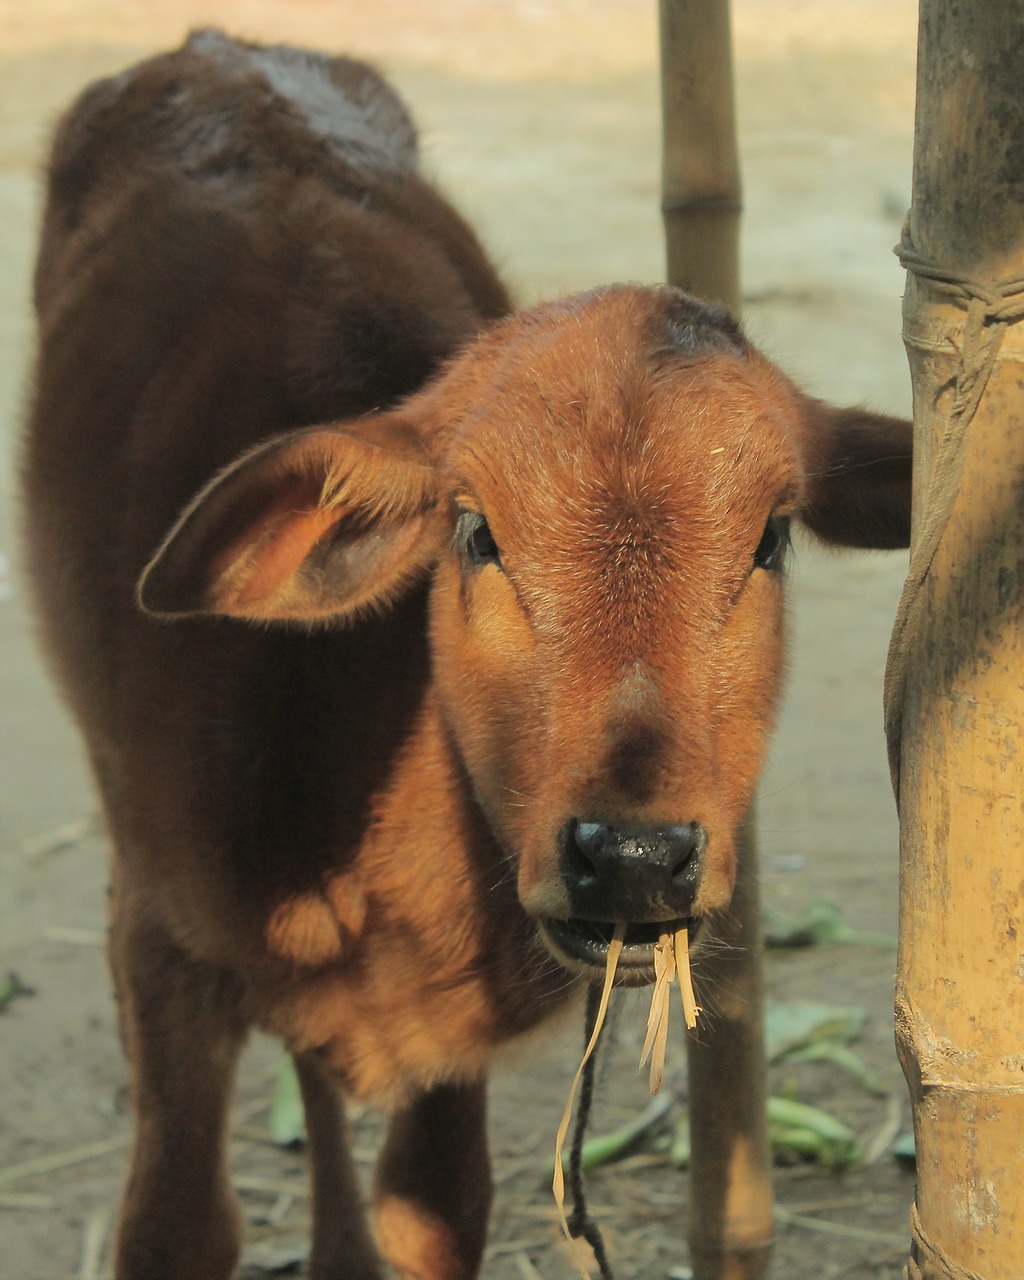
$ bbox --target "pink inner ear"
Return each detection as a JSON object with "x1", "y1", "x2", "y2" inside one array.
[
  {"x1": 233, "y1": 505, "x2": 343, "y2": 606},
  {"x1": 207, "y1": 469, "x2": 337, "y2": 606}
]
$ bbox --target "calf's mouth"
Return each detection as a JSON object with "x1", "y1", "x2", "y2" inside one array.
[{"x1": 540, "y1": 915, "x2": 701, "y2": 986}]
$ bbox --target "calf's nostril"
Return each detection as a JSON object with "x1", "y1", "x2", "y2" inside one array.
[
  {"x1": 565, "y1": 818, "x2": 603, "y2": 882},
  {"x1": 573, "y1": 821, "x2": 605, "y2": 861},
  {"x1": 668, "y1": 822, "x2": 707, "y2": 882}
]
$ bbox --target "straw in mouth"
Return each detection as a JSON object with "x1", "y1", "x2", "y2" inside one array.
[
  {"x1": 552, "y1": 924, "x2": 702, "y2": 1278},
  {"x1": 639, "y1": 927, "x2": 701, "y2": 1093}
]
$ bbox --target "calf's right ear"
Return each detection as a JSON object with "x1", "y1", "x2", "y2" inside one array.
[{"x1": 138, "y1": 415, "x2": 445, "y2": 624}]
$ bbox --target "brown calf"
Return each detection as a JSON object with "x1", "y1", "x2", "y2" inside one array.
[{"x1": 22, "y1": 30, "x2": 913, "y2": 1280}]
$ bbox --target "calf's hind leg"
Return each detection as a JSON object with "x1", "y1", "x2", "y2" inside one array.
[
  {"x1": 110, "y1": 901, "x2": 249, "y2": 1280},
  {"x1": 373, "y1": 1081, "x2": 492, "y2": 1280}
]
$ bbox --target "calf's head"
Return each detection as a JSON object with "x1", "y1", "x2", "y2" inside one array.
[{"x1": 140, "y1": 286, "x2": 911, "y2": 982}]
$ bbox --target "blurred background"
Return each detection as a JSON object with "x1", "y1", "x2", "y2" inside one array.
[{"x1": 0, "y1": 3, "x2": 918, "y2": 1276}]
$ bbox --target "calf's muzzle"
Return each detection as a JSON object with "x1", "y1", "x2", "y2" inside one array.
[{"x1": 560, "y1": 818, "x2": 706, "y2": 923}]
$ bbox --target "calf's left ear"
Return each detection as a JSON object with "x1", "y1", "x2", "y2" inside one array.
[
  {"x1": 139, "y1": 413, "x2": 444, "y2": 624},
  {"x1": 796, "y1": 400, "x2": 913, "y2": 550}
]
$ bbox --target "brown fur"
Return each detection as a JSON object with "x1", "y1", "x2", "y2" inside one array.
[{"x1": 22, "y1": 31, "x2": 913, "y2": 1280}]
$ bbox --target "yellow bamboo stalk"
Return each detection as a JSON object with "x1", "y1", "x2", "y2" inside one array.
[
  {"x1": 659, "y1": 4, "x2": 772, "y2": 1278},
  {"x1": 893, "y1": 4, "x2": 1024, "y2": 1276}
]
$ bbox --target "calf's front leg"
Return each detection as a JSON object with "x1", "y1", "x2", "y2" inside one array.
[
  {"x1": 373, "y1": 1081, "x2": 492, "y2": 1280},
  {"x1": 110, "y1": 907, "x2": 248, "y2": 1280}
]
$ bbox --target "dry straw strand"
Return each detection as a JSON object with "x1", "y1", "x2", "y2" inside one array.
[
  {"x1": 639, "y1": 934, "x2": 676, "y2": 1093},
  {"x1": 639, "y1": 929, "x2": 700, "y2": 1094},
  {"x1": 674, "y1": 926, "x2": 701, "y2": 1029}
]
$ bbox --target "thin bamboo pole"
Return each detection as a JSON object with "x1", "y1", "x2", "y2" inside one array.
[
  {"x1": 685, "y1": 841, "x2": 772, "y2": 1280},
  {"x1": 893, "y1": 4, "x2": 1024, "y2": 1277},
  {"x1": 659, "y1": 5, "x2": 773, "y2": 1278},
  {"x1": 659, "y1": 0, "x2": 742, "y2": 310}
]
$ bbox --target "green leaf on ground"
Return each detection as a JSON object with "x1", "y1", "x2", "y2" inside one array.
[
  {"x1": 766, "y1": 1095, "x2": 860, "y2": 1170},
  {"x1": 765, "y1": 999, "x2": 866, "y2": 1062},
  {"x1": 766, "y1": 1000, "x2": 886, "y2": 1098},
  {"x1": 764, "y1": 899, "x2": 896, "y2": 950},
  {"x1": 671, "y1": 1095, "x2": 860, "y2": 1171},
  {"x1": 669, "y1": 1111, "x2": 691, "y2": 1169},
  {"x1": 552, "y1": 1093, "x2": 672, "y2": 1174},
  {"x1": 269, "y1": 1056, "x2": 307, "y2": 1147},
  {"x1": 567, "y1": 997, "x2": 879, "y2": 1178},
  {"x1": 0, "y1": 972, "x2": 34, "y2": 1013},
  {"x1": 778, "y1": 1041, "x2": 886, "y2": 1095}
]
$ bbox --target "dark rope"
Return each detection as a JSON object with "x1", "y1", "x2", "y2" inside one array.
[
  {"x1": 904, "y1": 1201, "x2": 986, "y2": 1280},
  {"x1": 884, "y1": 221, "x2": 1024, "y2": 801},
  {"x1": 566, "y1": 983, "x2": 615, "y2": 1280}
]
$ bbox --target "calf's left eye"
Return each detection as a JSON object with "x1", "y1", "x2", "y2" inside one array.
[
  {"x1": 456, "y1": 510, "x2": 502, "y2": 570},
  {"x1": 753, "y1": 515, "x2": 790, "y2": 572}
]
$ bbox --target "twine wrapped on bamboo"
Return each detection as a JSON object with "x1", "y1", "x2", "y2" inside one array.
[
  {"x1": 888, "y1": 4, "x2": 1024, "y2": 1276},
  {"x1": 659, "y1": 3, "x2": 772, "y2": 1278}
]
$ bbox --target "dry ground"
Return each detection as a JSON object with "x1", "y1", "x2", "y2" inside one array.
[{"x1": 0, "y1": 2, "x2": 921, "y2": 1276}]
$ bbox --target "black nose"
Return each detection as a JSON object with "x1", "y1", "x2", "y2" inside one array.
[{"x1": 560, "y1": 819, "x2": 706, "y2": 922}]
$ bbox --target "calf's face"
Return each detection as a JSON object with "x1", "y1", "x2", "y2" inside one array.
[{"x1": 140, "y1": 286, "x2": 912, "y2": 982}]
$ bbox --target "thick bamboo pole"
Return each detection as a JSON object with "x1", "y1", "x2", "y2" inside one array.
[
  {"x1": 892, "y1": 4, "x2": 1024, "y2": 1277},
  {"x1": 659, "y1": 5, "x2": 773, "y2": 1278}
]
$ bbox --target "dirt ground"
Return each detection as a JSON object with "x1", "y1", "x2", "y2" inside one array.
[{"x1": 0, "y1": 1, "x2": 922, "y2": 1277}]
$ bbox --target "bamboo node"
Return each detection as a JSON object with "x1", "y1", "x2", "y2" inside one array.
[{"x1": 661, "y1": 196, "x2": 743, "y2": 215}]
